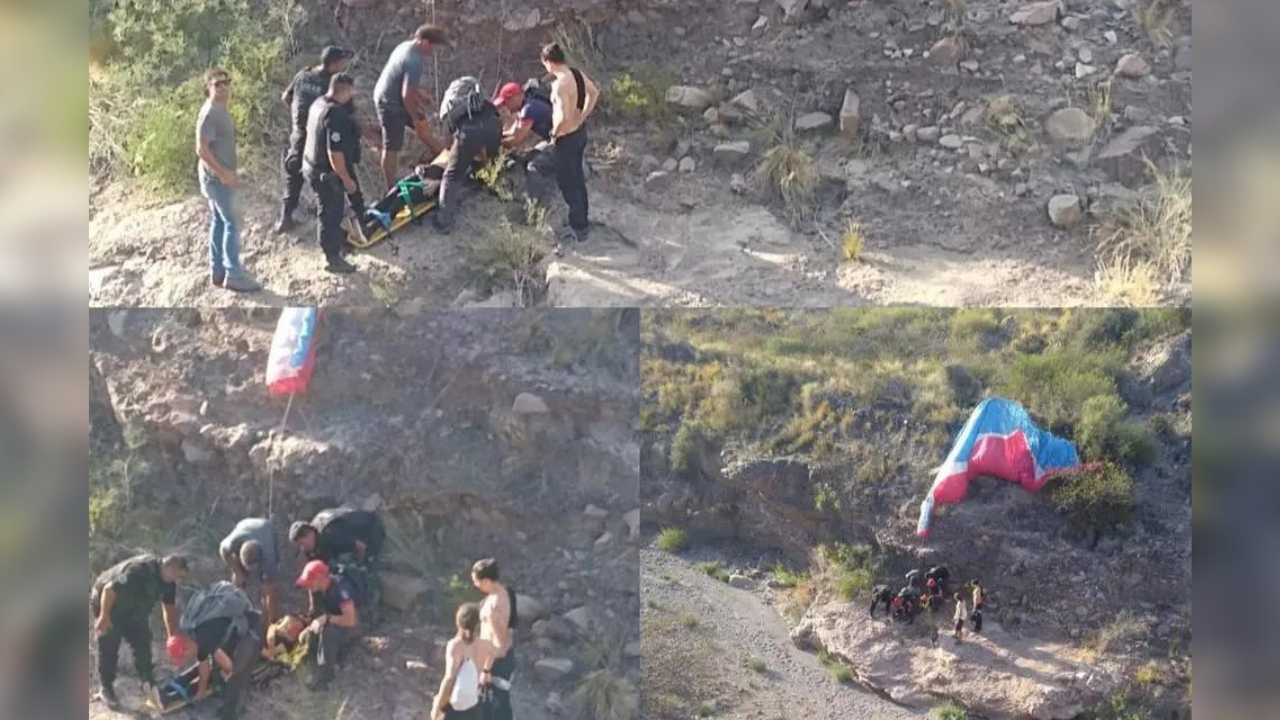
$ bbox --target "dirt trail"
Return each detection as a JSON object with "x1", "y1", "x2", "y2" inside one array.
[{"x1": 642, "y1": 547, "x2": 925, "y2": 720}]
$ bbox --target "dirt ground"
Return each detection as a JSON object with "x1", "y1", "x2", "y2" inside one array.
[{"x1": 89, "y1": 0, "x2": 1191, "y2": 308}]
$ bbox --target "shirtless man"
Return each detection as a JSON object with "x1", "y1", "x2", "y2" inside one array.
[
  {"x1": 471, "y1": 558, "x2": 519, "y2": 720},
  {"x1": 539, "y1": 42, "x2": 599, "y2": 242}
]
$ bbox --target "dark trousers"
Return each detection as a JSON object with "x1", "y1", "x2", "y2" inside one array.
[
  {"x1": 282, "y1": 132, "x2": 307, "y2": 216},
  {"x1": 217, "y1": 635, "x2": 261, "y2": 720},
  {"x1": 485, "y1": 650, "x2": 515, "y2": 720},
  {"x1": 308, "y1": 171, "x2": 349, "y2": 260},
  {"x1": 315, "y1": 624, "x2": 356, "y2": 674},
  {"x1": 437, "y1": 113, "x2": 501, "y2": 228},
  {"x1": 869, "y1": 595, "x2": 892, "y2": 617},
  {"x1": 554, "y1": 127, "x2": 590, "y2": 231},
  {"x1": 95, "y1": 612, "x2": 154, "y2": 687}
]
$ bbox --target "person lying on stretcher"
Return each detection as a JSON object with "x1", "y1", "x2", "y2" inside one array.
[{"x1": 365, "y1": 162, "x2": 446, "y2": 230}]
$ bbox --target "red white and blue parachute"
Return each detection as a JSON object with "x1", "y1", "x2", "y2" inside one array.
[
  {"x1": 266, "y1": 308, "x2": 319, "y2": 397},
  {"x1": 917, "y1": 397, "x2": 1083, "y2": 537}
]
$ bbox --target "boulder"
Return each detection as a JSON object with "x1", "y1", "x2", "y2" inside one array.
[
  {"x1": 622, "y1": 508, "x2": 641, "y2": 540},
  {"x1": 512, "y1": 392, "x2": 550, "y2": 415},
  {"x1": 939, "y1": 134, "x2": 964, "y2": 149},
  {"x1": 666, "y1": 85, "x2": 715, "y2": 111},
  {"x1": 839, "y1": 89, "x2": 861, "y2": 139},
  {"x1": 1044, "y1": 107, "x2": 1096, "y2": 146},
  {"x1": 534, "y1": 657, "x2": 574, "y2": 680},
  {"x1": 1097, "y1": 126, "x2": 1159, "y2": 160},
  {"x1": 713, "y1": 141, "x2": 752, "y2": 167},
  {"x1": 778, "y1": 0, "x2": 809, "y2": 24},
  {"x1": 1142, "y1": 334, "x2": 1191, "y2": 393},
  {"x1": 181, "y1": 439, "x2": 215, "y2": 464},
  {"x1": 518, "y1": 594, "x2": 551, "y2": 623},
  {"x1": 1115, "y1": 53, "x2": 1152, "y2": 78},
  {"x1": 731, "y1": 89, "x2": 760, "y2": 114},
  {"x1": 795, "y1": 111, "x2": 835, "y2": 133},
  {"x1": 917, "y1": 126, "x2": 941, "y2": 143},
  {"x1": 1047, "y1": 194, "x2": 1083, "y2": 228},
  {"x1": 929, "y1": 37, "x2": 965, "y2": 67},
  {"x1": 1009, "y1": 1, "x2": 1060, "y2": 26},
  {"x1": 728, "y1": 573, "x2": 755, "y2": 590},
  {"x1": 644, "y1": 170, "x2": 674, "y2": 191},
  {"x1": 678, "y1": 156, "x2": 697, "y2": 173},
  {"x1": 379, "y1": 571, "x2": 430, "y2": 612},
  {"x1": 563, "y1": 606, "x2": 595, "y2": 633}
]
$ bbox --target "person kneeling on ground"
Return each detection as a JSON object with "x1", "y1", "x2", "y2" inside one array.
[
  {"x1": 869, "y1": 584, "x2": 893, "y2": 618},
  {"x1": 893, "y1": 587, "x2": 919, "y2": 624},
  {"x1": 926, "y1": 565, "x2": 951, "y2": 595},
  {"x1": 431, "y1": 603, "x2": 498, "y2": 720},
  {"x1": 295, "y1": 561, "x2": 360, "y2": 689},
  {"x1": 433, "y1": 76, "x2": 501, "y2": 234},
  {"x1": 164, "y1": 582, "x2": 260, "y2": 720}
]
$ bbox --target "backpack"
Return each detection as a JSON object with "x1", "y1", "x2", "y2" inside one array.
[
  {"x1": 178, "y1": 582, "x2": 252, "y2": 647},
  {"x1": 439, "y1": 76, "x2": 488, "y2": 133},
  {"x1": 522, "y1": 78, "x2": 551, "y2": 105},
  {"x1": 449, "y1": 656, "x2": 480, "y2": 710}
]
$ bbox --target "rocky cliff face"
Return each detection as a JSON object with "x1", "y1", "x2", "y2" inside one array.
[{"x1": 90, "y1": 308, "x2": 641, "y2": 718}]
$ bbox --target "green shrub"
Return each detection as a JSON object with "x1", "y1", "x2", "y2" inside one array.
[
  {"x1": 771, "y1": 563, "x2": 807, "y2": 588},
  {"x1": 678, "y1": 612, "x2": 700, "y2": 629},
  {"x1": 814, "y1": 482, "x2": 841, "y2": 513},
  {"x1": 830, "y1": 664, "x2": 853, "y2": 683},
  {"x1": 670, "y1": 418, "x2": 715, "y2": 477},
  {"x1": 656, "y1": 528, "x2": 690, "y2": 553},
  {"x1": 934, "y1": 702, "x2": 969, "y2": 720},
  {"x1": 610, "y1": 65, "x2": 677, "y2": 129},
  {"x1": 696, "y1": 561, "x2": 730, "y2": 583},
  {"x1": 696, "y1": 701, "x2": 716, "y2": 717},
  {"x1": 999, "y1": 349, "x2": 1121, "y2": 431},
  {"x1": 746, "y1": 657, "x2": 767, "y2": 673},
  {"x1": 1079, "y1": 395, "x2": 1157, "y2": 465},
  {"x1": 1050, "y1": 462, "x2": 1135, "y2": 532},
  {"x1": 834, "y1": 567, "x2": 873, "y2": 601},
  {"x1": 126, "y1": 85, "x2": 202, "y2": 196},
  {"x1": 571, "y1": 671, "x2": 637, "y2": 720}
]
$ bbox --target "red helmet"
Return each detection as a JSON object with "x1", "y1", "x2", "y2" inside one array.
[{"x1": 166, "y1": 634, "x2": 193, "y2": 664}]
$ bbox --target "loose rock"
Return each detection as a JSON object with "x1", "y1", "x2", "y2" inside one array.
[
  {"x1": 534, "y1": 657, "x2": 574, "y2": 680},
  {"x1": 1115, "y1": 53, "x2": 1152, "y2": 78},
  {"x1": 1009, "y1": 1, "x2": 1061, "y2": 26},
  {"x1": 1047, "y1": 194, "x2": 1083, "y2": 228},
  {"x1": 929, "y1": 37, "x2": 965, "y2": 67},
  {"x1": 839, "y1": 89, "x2": 861, "y2": 139},
  {"x1": 795, "y1": 111, "x2": 834, "y2": 133},
  {"x1": 714, "y1": 141, "x2": 752, "y2": 168},
  {"x1": 666, "y1": 85, "x2": 715, "y2": 110},
  {"x1": 1044, "y1": 107, "x2": 1097, "y2": 146}
]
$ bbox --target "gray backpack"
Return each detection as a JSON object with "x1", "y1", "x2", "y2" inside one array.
[
  {"x1": 439, "y1": 76, "x2": 487, "y2": 133},
  {"x1": 179, "y1": 581, "x2": 252, "y2": 647}
]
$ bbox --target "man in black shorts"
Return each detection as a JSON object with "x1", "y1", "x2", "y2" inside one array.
[
  {"x1": 373, "y1": 25, "x2": 449, "y2": 191},
  {"x1": 276, "y1": 46, "x2": 376, "y2": 234},
  {"x1": 303, "y1": 74, "x2": 364, "y2": 274}
]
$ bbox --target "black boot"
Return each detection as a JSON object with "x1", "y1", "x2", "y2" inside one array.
[
  {"x1": 274, "y1": 209, "x2": 297, "y2": 234},
  {"x1": 325, "y1": 255, "x2": 357, "y2": 274},
  {"x1": 98, "y1": 683, "x2": 120, "y2": 709}
]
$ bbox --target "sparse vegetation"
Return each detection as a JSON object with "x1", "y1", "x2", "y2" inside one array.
[
  {"x1": 551, "y1": 21, "x2": 606, "y2": 83},
  {"x1": 678, "y1": 612, "x2": 700, "y2": 629},
  {"x1": 813, "y1": 482, "x2": 841, "y2": 512},
  {"x1": 696, "y1": 701, "x2": 717, "y2": 717},
  {"x1": 610, "y1": 65, "x2": 678, "y2": 132},
  {"x1": 746, "y1": 657, "x2": 767, "y2": 673},
  {"x1": 1079, "y1": 395, "x2": 1157, "y2": 466},
  {"x1": 754, "y1": 143, "x2": 818, "y2": 221},
  {"x1": 829, "y1": 663, "x2": 854, "y2": 684},
  {"x1": 1133, "y1": 0, "x2": 1176, "y2": 47},
  {"x1": 656, "y1": 527, "x2": 691, "y2": 553},
  {"x1": 465, "y1": 207, "x2": 550, "y2": 306},
  {"x1": 1084, "y1": 612, "x2": 1147, "y2": 661},
  {"x1": 841, "y1": 220, "x2": 866, "y2": 262},
  {"x1": 1095, "y1": 162, "x2": 1192, "y2": 294},
  {"x1": 934, "y1": 702, "x2": 970, "y2": 720},
  {"x1": 571, "y1": 671, "x2": 638, "y2": 720},
  {"x1": 697, "y1": 561, "x2": 731, "y2": 583},
  {"x1": 1134, "y1": 661, "x2": 1164, "y2": 686}
]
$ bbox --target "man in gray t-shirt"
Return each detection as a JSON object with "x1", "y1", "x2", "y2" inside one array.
[
  {"x1": 372, "y1": 25, "x2": 449, "y2": 190},
  {"x1": 218, "y1": 517, "x2": 280, "y2": 622},
  {"x1": 195, "y1": 68, "x2": 260, "y2": 293}
]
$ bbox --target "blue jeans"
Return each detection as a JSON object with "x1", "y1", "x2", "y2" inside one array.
[{"x1": 200, "y1": 169, "x2": 246, "y2": 279}]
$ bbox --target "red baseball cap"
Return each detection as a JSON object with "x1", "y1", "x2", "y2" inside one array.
[
  {"x1": 295, "y1": 560, "x2": 330, "y2": 586},
  {"x1": 493, "y1": 82, "x2": 523, "y2": 105}
]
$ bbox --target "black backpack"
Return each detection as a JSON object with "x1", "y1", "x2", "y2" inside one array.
[{"x1": 522, "y1": 78, "x2": 551, "y2": 106}]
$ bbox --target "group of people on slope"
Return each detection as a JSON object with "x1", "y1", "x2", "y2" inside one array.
[
  {"x1": 869, "y1": 565, "x2": 986, "y2": 642},
  {"x1": 196, "y1": 23, "x2": 598, "y2": 288},
  {"x1": 92, "y1": 507, "x2": 522, "y2": 719}
]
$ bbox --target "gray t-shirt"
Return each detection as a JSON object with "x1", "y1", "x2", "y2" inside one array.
[
  {"x1": 196, "y1": 100, "x2": 237, "y2": 173},
  {"x1": 219, "y1": 518, "x2": 279, "y2": 582},
  {"x1": 374, "y1": 41, "x2": 424, "y2": 109}
]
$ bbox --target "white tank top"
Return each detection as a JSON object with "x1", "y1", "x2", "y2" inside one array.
[{"x1": 450, "y1": 656, "x2": 480, "y2": 710}]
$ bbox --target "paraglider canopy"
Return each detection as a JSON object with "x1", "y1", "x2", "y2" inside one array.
[
  {"x1": 916, "y1": 397, "x2": 1084, "y2": 537},
  {"x1": 266, "y1": 308, "x2": 319, "y2": 397}
]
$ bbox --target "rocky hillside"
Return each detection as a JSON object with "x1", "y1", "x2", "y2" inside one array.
[
  {"x1": 91, "y1": 0, "x2": 1190, "y2": 307},
  {"x1": 640, "y1": 308, "x2": 1191, "y2": 719},
  {"x1": 89, "y1": 308, "x2": 641, "y2": 720}
]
